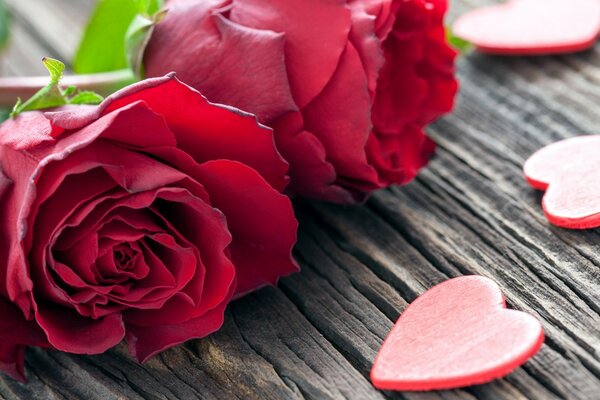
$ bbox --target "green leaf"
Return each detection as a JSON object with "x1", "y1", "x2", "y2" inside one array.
[
  {"x1": 10, "y1": 58, "x2": 105, "y2": 118},
  {"x1": 446, "y1": 26, "x2": 473, "y2": 54},
  {"x1": 0, "y1": 0, "x2": 10, "y2": 51},
  {"x1": 74, "y1": 0, "x2": 164, "y2": 74},
  {"x1": 11, "y1": 58, "x2": 67, "y2": 117},
  {"x1": 125, "y1": 9, "x2": 167, "y2": 78},
  {"x1": 68, "y1": 91, "x2": 104, "y2": 105},
  {"x1": 61, "y1": 85, "x2": 77, "y2": 97},
  {"x1": 44, "y1": 57, "x2": 65, "y2": 83}
]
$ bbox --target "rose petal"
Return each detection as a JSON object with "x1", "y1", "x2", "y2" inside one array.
[
  {"x1": 195, "y1": 160, "x2": 298, "y2": 297},
  {"x1": 35, "y1": 304, "x2": 125, "y2": 354},
  {"x1": 366, "y1": 124, "x2": 436, "y2": 186},
  {"x1": 54, "y1": 188, "x2": 203, "y2": 255},
  {"x1": 45, "y1": 101, "x2": 176, "y2": 149},
  {"x1": 108, "y1": 78, "x2": 289, "y2": 192},
  {"x1": 125, "y1": 285, "x2": 233, "y2": 363},
  {"x1": 53, "y1": 232, "x2": 100, "y2": 284},
  {"x1": 417, "y1": 24, "x2": 457, "y2": 122},
  {"x1": 95, "y1": 237, "x2": 148, "y2": 281},
  {"x1": 0, "y1": 149, "x2": 37, "y2": 315},
  {"x1": 303, "y1": 42, "x2": 379, "y2": 194},
  {"x1": 275, "y1": 125, "x2": 354, "y2": 203},
  {"x1": 373, "y1": 0, "x2": 456, "y2": 134},
  {"x1": 348, "y1": 3, "x2": 385, "y2": 97},
  {"x1": 0, "y1": 111, "x2": 61, "y2": 150},
  {"x1": 0, "y1": 297, "x2": 48, "y2": 347},
  {"x1": 230, "y1": 0, "x2": 352, "y2": 108},
  {"x1": 0, "y1": 344, "x2": 25, "y2": 381},
  {"x1": 0, "y1": 169, "x2": 14, "y2": 299},
  {"x1": 30, "y1": 169, "x2": 117, "y2": 305},
  {"x1": 0, "y1": 298, "x2": 47, "y2": 382},
  {"x1": 123, "y1": 234, "x2": 194, "y2": 301},
  {"x1": 372, "y1": 33, "x2": 429, "y2": 135},
  {"x1": 145, "y1": 2, "x2": 297, "y2": 123}
]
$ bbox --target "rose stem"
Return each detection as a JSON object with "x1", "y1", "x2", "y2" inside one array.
[{"x1": 0, "y1": 69, "x2": 136, "y2": 107}]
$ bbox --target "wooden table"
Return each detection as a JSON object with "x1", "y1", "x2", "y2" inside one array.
[{"x1": 0, "y1": 1, "x2": 599, "y2": 399}]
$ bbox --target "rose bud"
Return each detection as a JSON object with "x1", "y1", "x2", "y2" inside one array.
[
  {"x1": 0, "y1": 74, "x2": 298, "y2": 380},
  {"x1": 144, "y1": 0, "x2": 458, "y2": 203}
]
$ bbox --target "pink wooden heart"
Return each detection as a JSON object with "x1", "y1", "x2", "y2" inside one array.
[
  {"x1": 371, "y1": 276, "x2": 544, "y2": 391},
  {"x1": 524, "y1": 135, "x2": 600, "y2": 229},
  {"x1": 453, "y1": 0, "x2": 600, "y2": 55}
]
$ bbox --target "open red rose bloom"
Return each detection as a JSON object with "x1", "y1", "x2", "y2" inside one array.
[
  {"x1": 0, "y1": 74, "x2": 298, "y2": 381},
  {"x1": 145, "y1": 0, "x2": 458, "y2": 203}
]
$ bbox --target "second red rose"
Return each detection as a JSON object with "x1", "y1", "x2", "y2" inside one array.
[{"x1": 145, "y1": 0, "x2": 458, "y2": 203}]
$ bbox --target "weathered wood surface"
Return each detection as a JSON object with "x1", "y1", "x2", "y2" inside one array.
[{"x1": 1, "y1": 0, "x2": 599, "y2": 399}]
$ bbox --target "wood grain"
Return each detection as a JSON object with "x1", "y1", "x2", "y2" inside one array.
[{"x1": 0, "y1": 0, "x2": 599, "y2": 399}]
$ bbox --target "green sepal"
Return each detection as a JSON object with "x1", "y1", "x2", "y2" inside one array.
[
  {"x1": 446, "y1": 26, "x2": 473, "y2": 54},
  {"x1": 68, "y1": 91, "x2": 104, "y2": 105},
  {"x1": 10, "y1": 58, "x2": 104, "y2": 118},
  {"x1": 125, "y1": 8, "x2": 168, "y2": 78},
  {"x1": 11, "y1": 58, "x2": 67, "y2": 117}
]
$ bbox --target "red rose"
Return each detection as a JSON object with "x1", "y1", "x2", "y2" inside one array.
[
  {"x1": 145, "y1": 0, "x2": 458, "y2": 203},
  {"x1": 0, "y1": 74, "x2": 298, "y2": 380}
]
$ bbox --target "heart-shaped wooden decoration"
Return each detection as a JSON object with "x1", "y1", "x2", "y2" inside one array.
[
  {"x1": 371, "y1": 276, "x2": 544, "y2": 391},
  {"x1": 452, "y1": 0, "x2": 600, "y2": 55},
  {"x1": 524, "y1": 135, "x2": 600, "y2": 229}
]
